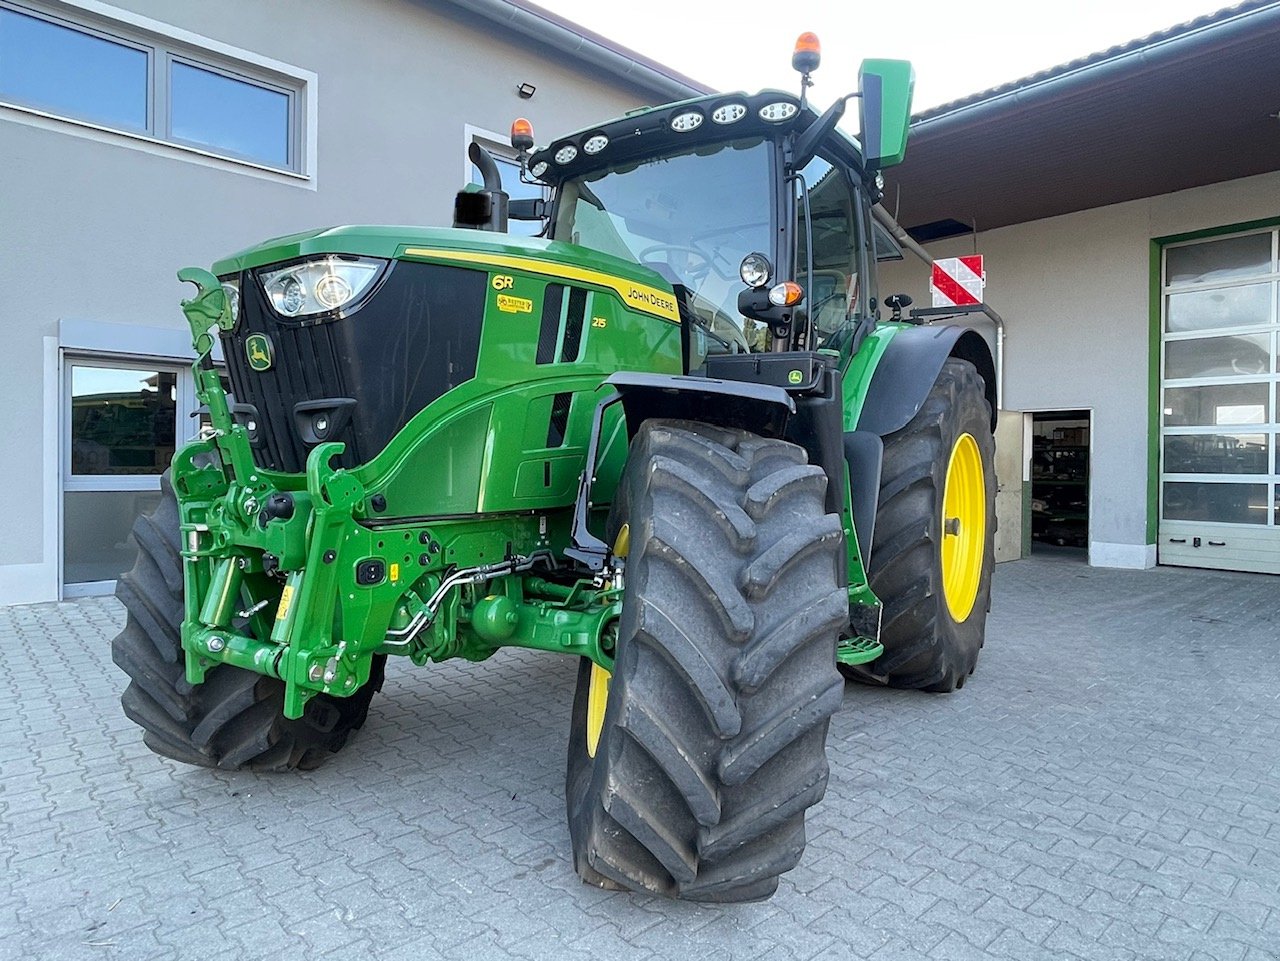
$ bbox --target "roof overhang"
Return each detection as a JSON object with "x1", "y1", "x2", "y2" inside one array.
[
  {"x1": 883, "y1": 1, "x2": 1280, "y2": 240},
  {"x1": 430, "y1": 0, "x2": 711, "y2": 103}
]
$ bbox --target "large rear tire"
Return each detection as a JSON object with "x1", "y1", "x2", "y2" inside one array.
[
  {"x1": 566, "y1": 420, "x2": 847, "y2": 901},
  {"x1": 112, "y1": 473, "x2": 384, "y2": 772},
  {"x1": 842, "y1": 358, "x2": 995, "y2": 692}
]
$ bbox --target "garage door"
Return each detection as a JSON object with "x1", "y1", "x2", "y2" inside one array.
[{"x1": 1159, "y1": 227, "x2": 1279, "y2": 574}]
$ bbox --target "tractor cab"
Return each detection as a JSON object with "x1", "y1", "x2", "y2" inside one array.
[
  {"x1": 517, "y1": 57, "x2": 911, "y2": 368},
  {"x1": 466, "y1": 50, "x2": 915, "y2": 373}
]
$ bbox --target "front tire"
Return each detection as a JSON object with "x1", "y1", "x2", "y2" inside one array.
[
  {"x1": 842, "y1": 358, "x2": 995, "y2": 692},
  {"x1": 112, "y1": 473, "x2": 384, "y2": 772},
  {"x1": 566, "y1": 420, "x2": 847, "y2": 901}
]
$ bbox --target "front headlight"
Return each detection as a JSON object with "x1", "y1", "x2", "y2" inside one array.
[
  {"x1": 258, "y1": 256, "x2": 385, "y2": 318},
  {"x1": 220, "y1": 278, "x2": 241, "y2": 319}
]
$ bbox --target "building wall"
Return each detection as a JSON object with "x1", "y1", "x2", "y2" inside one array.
[
  {"x1": 0, "y1": 0, "x2": 664, "y2": 603},
  {"x1": 878, "y1": 168, "x2": 1280, "y2": 568}
]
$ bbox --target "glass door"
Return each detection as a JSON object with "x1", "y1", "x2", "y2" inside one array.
[
  {"x1": 1159, "y1": 229, "x2": 1279, "y2": 574},
  {"x1": 62, "y1": 358, "x2": 193, "y2": 595}
]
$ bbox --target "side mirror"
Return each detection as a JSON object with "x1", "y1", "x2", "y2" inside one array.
[
  {"x1": 509, "y1": 198, "x2": 547, "y2": 221},
  {"x1": 858, "y1": 59, "x2": 915, "y2": 169},
  {"x1": 884, "y1": 292, "x2": 913, "y2": 322}
]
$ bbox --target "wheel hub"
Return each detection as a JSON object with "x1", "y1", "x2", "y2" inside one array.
[{"x1": 940, "y1": 432, "x2": 985, "y2": 623}]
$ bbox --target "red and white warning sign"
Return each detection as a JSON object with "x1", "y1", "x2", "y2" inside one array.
[{"x1": 930, "y1": 256, "x2": 985, "y2": 308}]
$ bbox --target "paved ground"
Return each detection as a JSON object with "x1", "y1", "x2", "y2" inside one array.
[{"x1": 2, "y1": 555, "x2": 1278, "y2": 961}]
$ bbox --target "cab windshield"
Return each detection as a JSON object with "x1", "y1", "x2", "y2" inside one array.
[{"x1": 551, "y1": 138, "x2": 774, "y2": 356}]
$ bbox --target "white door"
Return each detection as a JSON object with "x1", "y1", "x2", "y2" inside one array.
[
  {"x1": 1159, "y1": 229, "x2": 1280, "y2": 574},
  {"x1": 61, "y1": 357, "x2": 198, "y2": 596}
]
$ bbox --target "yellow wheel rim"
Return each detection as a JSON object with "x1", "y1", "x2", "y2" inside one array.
[
  {"x1": 585, "y1": 663, "x2": 611, "y2": 758},
  {"x1": 586, "y1": 523, "x2": 627, "y2": 758},
  {"x1": 940, "y1": 432, "x2": 986, "y2": 623}
]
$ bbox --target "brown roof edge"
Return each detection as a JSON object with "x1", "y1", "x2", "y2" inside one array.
[
  {"x1": 430, "y1": 0, "x2": 714, "y2": 100},
  {"x1": 913, "y1": 0, "x2": 1280, "y2": 125},
  {"x1": 504, "y1": 0, "x2": 713, "y2": 95}
]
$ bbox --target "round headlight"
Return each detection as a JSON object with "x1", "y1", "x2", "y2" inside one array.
[
  {"x1": 531, "y1": 161, "x2": 549, "y2": 178},
  {"x1": 758, "y1": 101, "x2": 799, "y2": 123},
  {"x1": 221, "y1": 282, "x2": 240, "y2": 319},
  {"x1": 712, "y1": 103, "x2": 747, "y2": 124},
  {"x1": 554, "y1": 144, "x2": 578, "y2": 164},
  {"x1": 273, "y1": 275, "x2": 305, "y2": 316},
  {"x1": 314, "y1": 273, "x2": 353, "y2": 310},
  {"x1": 739, "y1": 252, "x2": 772, "y2": 288},
  {"x1": 670, "y1": 110, "x2": 704, "y2": 132},
  {"x1": 583, "y1": 134, "x2": 608, "y2": 154}
]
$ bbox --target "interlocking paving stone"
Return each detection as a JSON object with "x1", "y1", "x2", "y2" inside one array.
[{"x1": 2, "y1": 554, "x2": 1278, "y2": 960}]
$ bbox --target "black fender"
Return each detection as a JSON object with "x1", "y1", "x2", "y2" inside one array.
[
  {"x1": 607, "y1": 371, "x2": 794, "y2": 440},
  {"x1": 856, "y1": 325, "x2": 997, "y2": 437},
  {"x1": 844, "y1": 325, "x2": 995, "y2": 574}
]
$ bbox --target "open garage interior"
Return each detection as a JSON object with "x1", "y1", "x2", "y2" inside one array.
[{"x1": 1031, "y1": 410, "x2": 1090, "y2": 558}]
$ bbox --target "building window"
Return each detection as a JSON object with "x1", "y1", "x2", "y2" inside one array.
[
  {"x1": 61, "y1": 358, "x2": 211, "y2": 594},
  {"x1": 0, "y1": 6, "x2": 148, "y2": 131},
  {"x1": 0, "y1": 2, "x2": 303, "y2": 172},
  {"x1": 69, "y1": 365, "x2": 177, "y2": 476},
  {"x1": 169, "y1": 59, "x2": 291, "y2": 167}
]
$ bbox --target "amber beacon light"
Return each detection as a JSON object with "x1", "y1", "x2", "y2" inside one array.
[
  {"x1": 792, "y1": 31, "x2": 821, "y2": 74},
  {"x1": 510, "y1": 117, "x2": 535, "y2": 152}
]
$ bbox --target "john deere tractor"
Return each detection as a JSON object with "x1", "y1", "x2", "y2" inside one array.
[{"x1": 113, "y1": 40, "x2": 996, "y2": 902}]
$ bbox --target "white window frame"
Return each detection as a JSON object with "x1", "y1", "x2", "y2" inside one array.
[
  {"x1": 60, "y1": 353, "x2": 192, "y2": 596},
  {"x1": 62, "y1": 354, "x2": 194, "y2": 494},
  {"x1": 464, "y1": 123, "x2": 551, "y2": 233},
  {"x1": 464, "y1": 124, "x2": 530, "y2": 185},
  {"x1": 0, "y1": 0, "x2": 317, "y2": 187}
]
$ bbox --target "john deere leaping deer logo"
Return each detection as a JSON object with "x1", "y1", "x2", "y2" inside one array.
[{"x1": 245, "y1": 334, "x2": 274, "y2": 372}]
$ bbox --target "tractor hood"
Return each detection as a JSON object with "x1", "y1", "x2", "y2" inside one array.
[
  {"x1": 211, "y1": 224, "x2": 674, "y2": 296},
  {"x1": 210, "y1": 225, "x2": 684, "y2": 476}
]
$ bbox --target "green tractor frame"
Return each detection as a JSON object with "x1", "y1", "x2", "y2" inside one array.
[{"x1": 114, "y1": 43, "x2": 997, "y2": 902}]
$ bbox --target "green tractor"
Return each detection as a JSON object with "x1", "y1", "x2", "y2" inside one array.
[{"x1": 113, "y1": 40, "x2": 996, "y2": 902}]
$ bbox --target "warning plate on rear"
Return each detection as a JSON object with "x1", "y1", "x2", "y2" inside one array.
[{"x1": 931, "y1": 256, "x2": 985, "y2": 308}]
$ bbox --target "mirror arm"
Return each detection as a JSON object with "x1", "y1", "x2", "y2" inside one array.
[{"x1": 790, "y1": 93, "x2": 858, "y2": 173}]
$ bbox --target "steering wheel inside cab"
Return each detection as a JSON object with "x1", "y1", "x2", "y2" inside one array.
[{"x1": 638, "y1": 243, "x2": 734, "y2": 286}]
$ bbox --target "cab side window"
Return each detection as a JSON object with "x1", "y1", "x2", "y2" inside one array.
[{"x1": 794, "y1": 155, "x2": 865, "y2": 346}]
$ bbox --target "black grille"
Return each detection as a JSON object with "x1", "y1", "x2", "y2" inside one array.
[
  {"x1": 546, "y1": 392, "x2": 572, "y2": 447},
  {"x1": 560, "y1": 287, "x2": 587, "y2": 362},
  {"x1": 222, "y1": 260, "x2": 487, "y2": 473},
  {"x1": 535, "y1": 284, "x2": 564, "y2": 365}
]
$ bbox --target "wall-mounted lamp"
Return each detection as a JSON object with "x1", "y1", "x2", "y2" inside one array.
[{"x1": 517, "y1": 82, "x2": 536, "y2": 99}]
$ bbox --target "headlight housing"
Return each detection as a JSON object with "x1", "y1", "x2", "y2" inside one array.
[
  {"x1": 258, "y1": 256, "x2": 386, "y2": 319},
  {"x1": 220, "y1": 278, "x2": 241, "y2": 319},
  {"x1": 739, "y1": 252, "x2": 772, "y2": 289}
]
